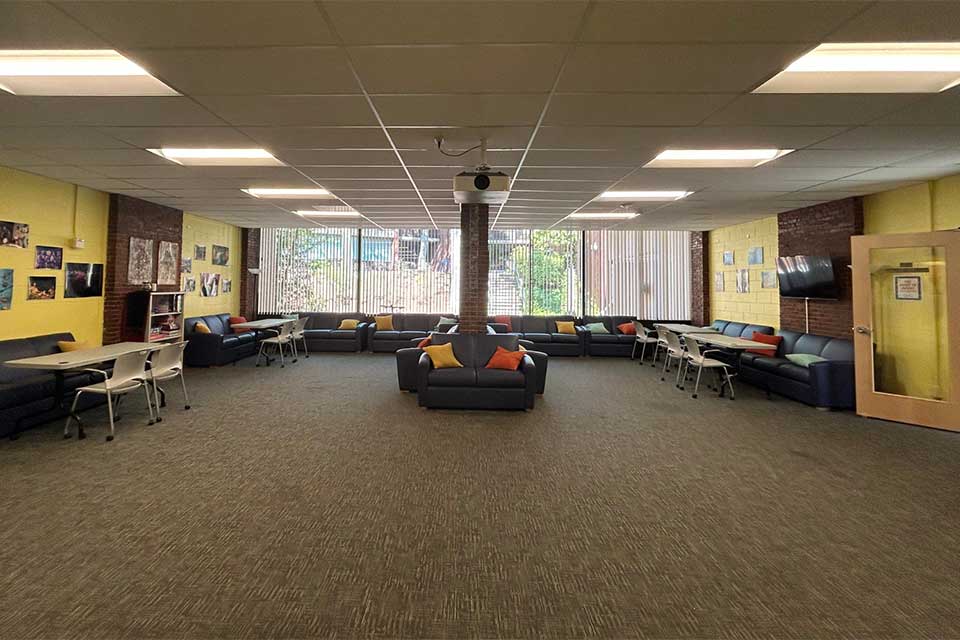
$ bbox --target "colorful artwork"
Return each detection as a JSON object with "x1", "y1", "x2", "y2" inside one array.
[
  {"x1": 27, "y1": 276, "x2": 56, "y2": 300},
  {"x1": 736, "y1": 269, "x2": 750, "y2": 294},
  {"x1": 747, "y1": 246, "x2": 764, "y2": 265},
  {"x1": 194, "y1": 244, "x2": 207, "y2": 261},
  {"x1": 0, "y1": 268, "x2": 12, "y2": 310},
  {"x1": 34, "y1": 245, "x2": 63, "y2": 269},
  {"x1": 183, "y1": 276, "x2": 196, "y2": 292},
  {"x1": 0, "y1": 221, "x2": 29, "y2": 248},
  {"x1": 65, "y1": 263, "x2": 104, "y2": 298},
  {"x1": 200, "y1": 272, "x2": 220, "y2": 297},
  {"x1": 211, "y1": 244, "x2": 229, "y2": 266},
  {"x1": 714, "y1": 271, "x2": 724, "y2": 293},
  {"x1": 722, "y1": 250, "x2": 734, "y2": 266},
  {"x1": 157, "y1": 240, "x2": 179, "y2": 285},
  {"x1": 181, "y1": 257, "x2": 192, "y2": 273},
  {"x1": 761, "y1": 270, "x2": 778, "y2": 289},
  {"x1": 128, "y1": 237, "x2": 154, "y2": 284},
  {"x1": 222, "y1": 278, "x2": 232, "y2": 294}
]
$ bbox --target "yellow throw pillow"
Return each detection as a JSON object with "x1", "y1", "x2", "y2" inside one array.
[
  {"x1": 423, "y1": 342, "x2": 463, "y2": 369},
  {"x1": 338, "y1": 319, "x2": 359, "y2": 330},
  {"x1": 57, "y1": 340, "x2": 88, "y2": 352},
  {"x1": 374, "y1": 314, "x2": 394, "y2": 331},
  {"x1": 194, "y1": 322, "x2": 211, "y2": 334},
  {"x1": 555, "y1": 320, "x2": 576, "y2": 335}
]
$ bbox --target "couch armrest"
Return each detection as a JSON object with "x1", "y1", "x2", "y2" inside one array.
[
  {"x1": 396, "y1": 347, "x2": 423, "y2": 392},
  {"x1": 416, "y1": 352, "x2": 434, "y2": 399},
  {"x1": 184, "y1": 332, "x2": 224, "y2": 366},
  {"x1": 366, "y1": 323, "x2": 379, "y2": 348},
  {"x1": 519, "y1": 354, "x2": 537, "y2": 409},
  {"x1": 808, "y1": 360, "x2": 856, "y2": 410},
  {"x1": 521, "y1": 349, "x2": 548, "y2": 394}
]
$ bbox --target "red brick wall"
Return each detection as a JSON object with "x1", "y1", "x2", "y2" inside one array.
[
  {"x1": 458, "y1": 203, "x2": 489, "y2": 333},
  {"x1": 239, "y1": 227, "x2": 260, "y2": 320},
  {"x1": 103, "y1": 194, "x2": 183, "y2": 344},
  {"x1": 778, "y1": 197, "x2": 863, "y2": 339},
  {"x1": 689, "y1": 231, "x2": 709, "y2": 326}
]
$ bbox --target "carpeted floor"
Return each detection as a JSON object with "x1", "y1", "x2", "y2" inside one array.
[{"x1": 0, "y1": 353, "x2": 958, "y2": 639}]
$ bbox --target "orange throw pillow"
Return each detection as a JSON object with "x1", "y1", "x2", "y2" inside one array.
[
  {"x1": 417, "y1": 336, "x2": 432, "y2": 348},
  {"x1": 747, "y1": 331, "x2": 782, "y2": 356},
  {"x1": 228, "y1": 316, "x2": 248, "y2": 333},
  {"x1": 493, "y1": 315, "x2": 513, "y2": 332},
  {"x1": 486, "y1": 346, "x2": 524, "y2": 371},
  {"x1": 617, "y1": 322, "x2": 636, "y2": 335}
]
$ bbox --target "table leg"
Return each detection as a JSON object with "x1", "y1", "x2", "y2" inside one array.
[{"x1": 56, "y1": 371, "x2": 85, "y2": 440}]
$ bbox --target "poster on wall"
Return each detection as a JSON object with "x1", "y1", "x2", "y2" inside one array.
[
  {"x1": 212, "y1": 244, "x2": 229, "y2": 266},
  {"x1": 747, "y1": 246, "x2": 764, "y2": 265},
  {"x1": 222, "y1": 278, "x2": 232, "y2": 294},
  {"x1": 157, "y1": 240, "x2": 179, "y2": 285},
  {"x1": 714, "y1": 271, "x2": 724, "y2": 292},
  {"x1": 894, "y1": 275, "x2": 922, "y2": 300},
  {"x1": 736, "y1": 269, "x2": 750, "y2": 294},
  {"x1": 194, "y1": 244, "x2": 207, "y2": 261},
  {"x1": 0, "y1": 268, "x2": 12, "y2": 310},
  {"x1": 181, "y1": 257, "x2": 192, "y2": 274},
  {"x1": 65, "y1": 263, "x2": 103, "y2": 298},
  {"x1": 0, "y1": 221, "x2": 29, "y2": 248},
  {"x1": 34, "y1": 245, "x2": 63, "y2": 269},
  {"x1": 761, "y1": 270, "x2": 778, "y2": 289},
  {"x1": 183, "y1": 276, "x2": 196, "y2": 292},
  {"x1": 27, "y1": 276, "x2": 56, "y2": 300},
  {"x1": 128, "y1": 237, "x2": 154, "y2": 284},
  {"x1": 200, "y1": 272, "x2": 220, "y2": 297},
  {"x1": 722, "y1": 250, "x2": 734, "y2": 265}
]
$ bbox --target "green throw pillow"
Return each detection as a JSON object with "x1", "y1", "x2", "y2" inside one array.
[
  {"x1": 786, "y1": 353, "x2": 827, "y2": 368},
  {"x1": 585, "y1": 322, "x2": 610, "y2": 334}
]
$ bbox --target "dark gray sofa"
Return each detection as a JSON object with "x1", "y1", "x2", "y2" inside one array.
[
  {"x1": 367, "y1": 314, "x2": 456, "y2": 352},
  {"x1": 416, "y1": 334, "x2": 537, "y2": 410},
  {"x1": 497, "y1": 315, "x2": 584, "y2": 356},
  {"x1": 0, "y1": 332, "x2": 107, "y2": 438},
  {"x1": 706, "y1": 319, "x2": 776, "y2": 366},
  {"x1": 184, "y1": 313, "x2": 258, "y2": 366},
  {"x1": 299, "y1": 312, "x2": 369, "y2": 352},
  {"x1": 582, "y1": 317, "x2": 694, "y2": 357}
]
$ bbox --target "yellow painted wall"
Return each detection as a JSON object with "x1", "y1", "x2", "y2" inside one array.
[
  {"x1": 0, "y1": 166, "x2": 109, "y2": 345},
  {"x1": 863, "y1": 173, "x2": 959, "y2": 400},
  {"x1": 181, "y1": 213, "x2": 241, "y2": 318},
  {"x1": 708, "y1": 216, "x2": 780, "y2": 328}
]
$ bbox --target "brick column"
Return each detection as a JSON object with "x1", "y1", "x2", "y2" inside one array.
[
  {"x1": 458, "y1": 203, "x2": 489, "y2": 333},
  {"x1": 689, "y1": 231, "x2": 710, "y2": 325},
  {"x1": 239, "y1": 227, "x2": 260, "y2": 320}
]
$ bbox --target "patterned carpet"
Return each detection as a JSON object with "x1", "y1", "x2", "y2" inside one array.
[{"x1": 0, "y1": 353, "x2": 958, "y2": 639}]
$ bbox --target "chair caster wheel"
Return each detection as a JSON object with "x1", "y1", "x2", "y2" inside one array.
[
  {"x1": 692, "y1": 394, "x2": 698, "y2": 399},
  {"x1": 148, "y1": 420, "x2": 154, "y2": 425},
  {"x1": 679, "y1": 386, "x2": 684, "y2": 390},
  {"x1": 156, "y1": 417, "x2": 163, "y2": 423},
  {"x1": 105, "y1": 435, "x2": 114, "y2": 442},
  {"x1": 63, "y1": 433, "x2": 71, "y2": 439},
  {"x1": 184, "y1": 405, "x2": 191, "y2": 410},
  {"x1": 281, "y1": 364, "x2": 285, "y2": 368},
  {"x1": 78, "y1": 431, "x2": 86, "y2": 440}
]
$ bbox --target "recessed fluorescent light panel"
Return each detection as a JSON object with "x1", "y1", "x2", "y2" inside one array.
[
  {"x1": 295, "y1": 209, "x2": 361, "y2": 217},
  {"x1": 755, "y1": 43, "x2": 960, "y2": 93},
  {"x1": 147, "y1": 148, "x2": 284, "y2": 167},
  {"x1": 645, "y1": 149, "x2": 794, "y2": 168},
  {"x1": 568, "y1": 212, "x2": 638, "y2": 220},
  {"x1": 242, "y1": 188, "x2": 332, "y2": 199},
  {"x1": 596, "y1": 190, "x2": 691, "y2": 201},
  {"x1": 0, "y1": 49, "x2": 178, "y2": 95}
]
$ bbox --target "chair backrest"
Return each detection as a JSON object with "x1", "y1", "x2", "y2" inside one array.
[
  {"x1": 632, "y1": 320, "x2": 653, "y2": 337},
  {"x1": 111, "y1": 349, "x2": 151, "y2": 384},
  {"x1": 151, "y1": 342, "x2": 186, "y2": 374},
  {"x1": 294, "y1": 316, "x2": 308, "y2": 333},
  {"x1": 685, "y1": 336, "x2": 703, "y2": 359},
  {"x1": 278, "y1": 320, "x2": 295, "y2": 338},
  {"x1": 662, "y1": 330, "x2": 683, "y2": 353}
]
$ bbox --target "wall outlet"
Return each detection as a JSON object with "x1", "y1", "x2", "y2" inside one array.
[{"x1": 72, "y1": 237, "x2": 85, "y2": 249}]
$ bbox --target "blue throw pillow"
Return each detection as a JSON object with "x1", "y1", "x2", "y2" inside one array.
[{"x1": 584, "y1": 322, "x2": 610, "y2": 334}]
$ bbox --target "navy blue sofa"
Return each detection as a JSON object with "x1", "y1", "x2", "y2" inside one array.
[
  {"x1": 184, "y1": 313, "x2": 258, "y2": 366},
  {"x1": 739, "y1": 329, "x2": 855, "y2": 410}
]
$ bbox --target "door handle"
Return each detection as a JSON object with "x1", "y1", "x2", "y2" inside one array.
[{"x1": 853, "y1": 325, "x2": 872, "y2": 336}]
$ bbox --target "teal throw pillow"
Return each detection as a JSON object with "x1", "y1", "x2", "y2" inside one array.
[
  {"x1": 786, "y1": 353, "x2": 827, "y2": 368},
  {"x1": 585, "y1": 322, "x2": 610, "y2": 334}
]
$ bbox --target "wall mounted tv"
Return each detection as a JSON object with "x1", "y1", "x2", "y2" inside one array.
[{"x1": 776, "y1": 255, "x2": 839, "y2": 299}]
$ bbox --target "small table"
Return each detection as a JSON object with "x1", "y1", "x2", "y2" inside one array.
[
  {"x1": 231, "y1": 318, "x2": 294, "y2": 366},
  {"x1": 654, "y1": 323, "x2": 720, "y2": 335},
  {"x1": 685, "y1": 333, "x2": 773, "y2": 397},
  {"x1": 4, "y1": 341, "x2": 161, "y2": 439}
]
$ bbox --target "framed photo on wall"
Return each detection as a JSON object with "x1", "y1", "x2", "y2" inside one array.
[
  {"x1": 761, "y1": 270, "x2": 777, "y2": 289},
  {"x1": 714, "y1": 271, "x2": 724, "y2": 292},
  {"x1": 0, "y1": 268, "x2": 12, "y2": 310},
  {"x1": 65, "y1": 263, "x2": 104, "y2": 298},
  {"x1": 736, "y1": 269, "x2": 750, "y2": 294},
  {"x1": 0, "y1": 220, "x2": 29, "y2": 248},
  {"x1": 194, "y1": 244, "x2": 207, "y2": 261},
  {"x1": 747, "y1": 246, "x2": 764, "y2": 265},
  {"x1": 212, "y1": 244, "x2": 229, "y2": 266},
  {"x1": 722, "y1": 250, "x2": 735, "y2": 265},
  {"x1": 128, "y1": 237, "x2": 154, "y2": 284},
  {"x1": 27, "y1": 276, "x2": 56, "y2": 300},
  {"x1": 34, "y1": 245, "x2": 63, "y2": 269},
  {"x1": 157, "y1": 240, "x2": 179, "y2": 285}
]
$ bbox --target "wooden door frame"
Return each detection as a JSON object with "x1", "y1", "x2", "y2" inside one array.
[{"x1": 851, "y1": 230, "x2": 960, "y2": 431}]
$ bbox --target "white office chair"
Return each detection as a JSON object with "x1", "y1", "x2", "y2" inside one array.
[
  {"x1": 146, "y1": 342, "x2": 190, "y2": 422},
  {"x1": 649, "y1": 328, "x2": 669, "y2": 368},
  {"x1": 290, "y1": 316, "x2": 309, "y2": 362},
  {"x1": 256, "y1": 320, "x2": 295, "y2": 368},
  {"x1": 64, "y1": 349, "x2": 155, "y2": 442},
  {"x1": 681, "y1": 337, "x2": 736, "y2": 400},
  {"x1": 631, "y1": 320, "x2": 659, "y2": 363},
  {"x1": 659, "y1": 330, "x2": 687, "y2": 388}
]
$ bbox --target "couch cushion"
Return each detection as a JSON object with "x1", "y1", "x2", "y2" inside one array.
[
  {"x1": 747, "y1": 332, "x2": 781, "y2": 355},
  {"x1": 743, "y1": 324, "x2": 774, "y2": 339},
  {"x1": 476, "y1": 368, "x2": 525, "y2": 388},
  {"x1": 521, "y1": 316, "x2": 548, "y2": 333},
  {"x1": 777, "y1": 329, "x2": 805, "y2": 355},
  {"x1": 233, "y1": 331, "x2": 257, "y2": 344},
  {"x1": 549, "y1": 333, "x2": 579, "y2": 344},
  {"x1": 204, "y1": 314, "x2": 229, "y2": 335},
  {"x1": 0, "y1": 376, "x2": 51, "y2": 410},
  {"x1": 400, "y1": 330, "x2": 428, "y2": 340},
  {"x1": 615, "y1": 334, "x2": 636, "y2": 344},
  {"x1": 522, "y1": 332, "x2": 552, "y2": 344},
  {"x1": 304, "y1": 329, "x2": 331, "y2": 338},
  {"x1": 777, "y1": 363, "x2": 812, "y2": 383},
  {"x1": 372, "y1": 330, "x2": 400, "y2": 340},
  {"x1": 428, "y1": 367, "x2": 477, "y2": 387},
  {"x1": 589, "y1": 334, "x2": 620, "y2": 344},
  {"x1": 29, "y1": 332, "x2": 76, "y2": 356},
  {"x1": 794, "y1": 334, "x2": 831, "y2": 356},
  {"x1": 0, "y1": 339, "x2": 42, "y2": 383},
  {"x1": 427, "y1": 333, "x2": 477, "y2": 367},
  {"x1": 722, "y1": 321, "x2": 747, "y2": 338},
  {"x1": 821, "y1": 338, "x2": 853, "y2": 361},
  {"x1": 472, "y1": 335, "x2": 522, "y2": 365},
  {"x1": 221, "y1": 335, "x2": 241, "y2": 347},
  {"x1": 752, "y1": 356, "x2": 789, "y2": 374}
]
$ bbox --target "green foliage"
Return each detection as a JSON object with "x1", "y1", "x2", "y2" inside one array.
[{"x1": 511, "y1": 230, "x2": 579, "y2": 314}]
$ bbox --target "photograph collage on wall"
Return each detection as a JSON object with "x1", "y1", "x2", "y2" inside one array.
[
  {"x1": 0, "y1": 268, "x2": 12, "y2": 310},
  {"x1": 28, "y1": 276, "x2": 56, "y2": 300},
  {"x1": 722, "y1": 250, "x2": 735, "y2": 265},
  {"x1": 200, "y1": 272, "x2": 220, "y2": 297},
  {"x1": 222, "y1": 278, "x2": 232, "y2": 294},
  {"x1": 761, "y1": 270, "x2": 778, "y2": 289},
  {"x1": 747, "y1": 246, "x2": 764, "y2": 265},
  {"x1": 736, "y1": 269, "x2": 750, "y2": 294},
  {"x1": 183, "y1": 276, "x2": 196, "y2": 292},
  {"x1": 65, "y1": 263, "x2": 104, "y2": 298},
  {"x1": 714, "y1": 271, "x2": 724, "y2": 293},
  {"x1": 0, "y1": 221, "x2": 29, "y2": 248},
  {"x1": 34, "y1": 245, "x2": 63, "y2": 269},
  {"x1": 194, "y1": 244, "x2": 207, "y2": 261},
  {"x1": 181, "y1": 257, "x2": 192, "y2": 274},
  {"x1": 157, "y1": 240, "x2": 179, "y2": 285},
  {"x1": 128, "y1": 236, "x2": 154, "y2": 284},
  {"x1": 212, "y1": 244, "x2": 229, "y2": 266}
]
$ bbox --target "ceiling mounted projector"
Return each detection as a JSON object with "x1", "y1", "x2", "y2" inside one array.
[{"x1": 453, "y1": 169, "x2": 510, "y2": 204}]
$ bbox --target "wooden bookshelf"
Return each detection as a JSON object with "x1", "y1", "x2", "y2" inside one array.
[{"x1": 125, "y1": 291, "x2": 186, "y2": 343}]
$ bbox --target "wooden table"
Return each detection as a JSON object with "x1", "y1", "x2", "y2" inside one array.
[
  {"x1": 654, "y1": 323, "x2": 719, "y2": 335},
  {"x1": 686, "y1": 333, "x2": 774, "y2": 350},
  {"x1": 231, "y1": 318, "x2": 292, "y2": 331},
  {"x1": 4, "y1": 341, "x2": 162, "y2": 439}
]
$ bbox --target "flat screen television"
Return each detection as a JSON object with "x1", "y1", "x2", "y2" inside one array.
[{"x1": 776, "y1": 255, "x2": 839, "y2": 299}]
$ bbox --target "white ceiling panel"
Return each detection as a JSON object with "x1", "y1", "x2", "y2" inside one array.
[
  {"x1": 825, "y1": 2, "x2": 960, "y2": 41},
  {"x1": 300, "y1": 166, "x2": 410, "y2": 179},
  {"x1": 0, "y1": 1, "x2": 108, "y2": 48},
  {"x1": 703, "y1": 94, "x2": 922, "y2": 126},
  {"x1": 0, "y1": 149, "x2": 62, "y2": 166},
  {"x1": 401, "y1": 150, "x2": 523, "y2": 167},
  {"x1": 891, "y1": 150, "x2": 960, "y2": 168},
  {"x1": 21, "y1": 97, "x2": 223, "y2": 126},
  {"x1": 196, "y1": 96, "x2": 377, "y2": 126},
  {"x1": 389, "y1": 127, "x2": 533, "y2": 150},
  {"x1": 0, "y1": 127, "x2": 133, "y2": 149},
  {"x1": 545, "y1": 94, "x2": 733, "y2": 126},
  {"x1": 242, "y1": 127, "x2": 388, "y2": 149},
  {"x1": 97, "y1": 126, "x2": 257, "y2": 149},
  {"x1": 811, "y1": 126, "x2": 960, "y2": 150},
  {"x1": 373, "y1": 94, "x2": 546, "y2": 127},
  {"x1": 30, "y1": 148, "x2": 168, "y2": 165},
  {"x1": 766, "y1": 149, "x2": 929, "y2": 168},
  {"x1": 534, "y1": 125, "x2": 843, "y2": 150},
  {"x1": 873, "y1": 94, "x2": 960, "y2": 126},
  {"x1": 278, "y1": 150, "x2": 400, "y2": 165}
]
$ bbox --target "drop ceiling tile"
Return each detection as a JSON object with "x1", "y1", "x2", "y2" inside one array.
[
  {"x1": 17, "y1": 166, "x2": 106, "y2": 181},
  {"x1": 196, "y1": 96, "x2": 377, "y2": 126},
  {"x1": 874, "y1": 94, "x2": 960, "y2": 125},
  {"x1": 559, "y1": 44, "x2": 812, "y2": 93},
  {"x1": 581, "y1": 1, "x2": 866, "y2": 42},
  {"x1": 891, "y1": 150, "x2": 960, "y2": 168},
  {"x1": 833, "y1": 167, "x2": 960, "y2": 183},
  {"x1": 347, "y1": 45, "x2": 567, "y2": 93},
  {"x1": 97, "y1": 126, "x2": 257, "y2": 149},
  {"x1": 534, "y1": 125, "x2": 843, "y2": 150},
  {"x1": 325, "y1": 1, "x2": 587, "y2": 44},
  {"x1": 766, "y1": 149, "x2": 928, "y2": 168},
  {"x1": 0, "y1": 1, "x2": 108, "y2": 48},
  {"x1": 127, "y1": 47, "x2": 358, "y2": 95},
  {"x1": 513, "y1": 179, "x2": 610, "y2": 191},
  {"x1": 59, "y1": 1, "x2": 333, "y2": 47},
  {"x1": 826, "y1": 2, "x2": 960, "y2": 41},
  {"x1": 31, "y1": 148, "x2": 168, "y2": 165},
  {"x1": 242, "y1": 127, "x2": 388, "y2": 149},
  {"x1": 0, "y1": 149, "x2": 62, "y2": 166},
  {"x1": 0, "y1": 127, "x2": 132, "y2": 149},
  {"x1": 279, "y1": 149, "x2": 400, "y2": 165},
  {"x1": 23, "y1": 97, "x2": 222, "y2": 126},
  {"x1": 316, "y1": 179, "x2": 414, "y2": 190},
  {"x1": 372, "y1": 94, "x2": 546, "y2": 127},
  {"x1": 811, "y1": 126, "x2": 960, "y2": 150},
  {"x1": 703, "y1": 94, "x2": 921, "y2": 126},
  {"x1": 523, "y1": 149, "x2": 653, "y2": 166},
  {"x1": 389, "y1": 127, "x2": 532, "y2": 150},
  {"x1": 74, "y1": 178, "x2": 143, "y2": 191},
  {"x1": 300, "y1": 166, "x2": 409, "y2": 179},
  {"x1": 520, "y1": 167, "x2": 631, "y2": 181},
  {"x1": 544, "y1": 93, "x2": 733, "y2": 126},
  {"x1": 401, "y1": 149, "x2": 523, "y2": 166}
]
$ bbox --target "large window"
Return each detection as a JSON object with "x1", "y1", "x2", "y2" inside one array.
[{"x1": 259, "y1": 227, "x2": 689, "y2": 320}]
